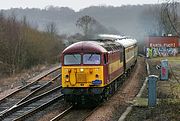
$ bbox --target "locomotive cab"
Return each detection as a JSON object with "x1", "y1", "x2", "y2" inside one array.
[
  {"x1": 62, "y1": 52, "x2": 104, "y2": 87},
  {"x1": 61, "y1": 41, "x2": 108, "y2": 103}
]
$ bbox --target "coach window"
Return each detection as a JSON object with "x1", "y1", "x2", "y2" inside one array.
[
  {"x1": 83, "y1": 54, "x2": 100, "y2": 64},
  {"x1": 64, "y1": 54, "x2": 81, "y2": 65},
  {"x1": 120, "y1": 48, "x2": 123, "y2": 62}
]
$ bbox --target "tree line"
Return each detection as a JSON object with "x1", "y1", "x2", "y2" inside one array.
[
  {"x1": 1, "y1": 3, "x2": 179, "y2": 76},
  {"x1": 0, "y1": 12, "x2": 64, "y2": 76}
]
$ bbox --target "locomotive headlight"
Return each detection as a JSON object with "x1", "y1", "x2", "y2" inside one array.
[
  {"x1": 65, "y1": 75, "x2": 69, "y2": 82},
  {"x1": 80, "y1": 68, "x2": 84, "y2": 72}
]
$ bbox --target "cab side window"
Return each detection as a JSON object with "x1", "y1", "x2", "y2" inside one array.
[
  {"x1": 104, "y1": 54, "x2": 108, "y2": 64},
  {"x1": 119, "y1": 47, "x2": 123, "y2": 63}
]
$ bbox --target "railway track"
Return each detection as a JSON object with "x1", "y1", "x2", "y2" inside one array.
[
  {"x1": 50, "y1": 106, "x2": 73, "y2": 121},
  {"x1": 0, "y1": 66, "x2": 61, "y2": 117},
  {"x1": 48, "y1": 101, "x2": 105, "y2": 121},
  {"x1": 14, "y1": 95, "x2": 64, "y2": 121},
  {"x1": 49, "y1": 106, "x2": 93, "y2": 121},
  {"x1": 0, "y1": 85, "x2": 62, "y2": 121},
  {"x1": 79, "y1": 104, "x2": 102, "y2": 121}
]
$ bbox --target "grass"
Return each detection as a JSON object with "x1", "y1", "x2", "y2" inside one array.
[
  {"x1": 151, "y1": 56, "x2": 180, "y2": 62},
  {"x1": 125, "y1": 102, "x2": 180, "y2": 121},
  {"x1": 125, "y1": 56, "x2": 180, "y2": 121}
]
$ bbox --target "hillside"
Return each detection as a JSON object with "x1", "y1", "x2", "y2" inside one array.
[{"x1": 1, "y1": 4, "x2": 180, "y2": 41}]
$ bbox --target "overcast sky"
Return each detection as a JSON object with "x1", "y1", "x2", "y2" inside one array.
[{"x1": 0, "y1": 0, "x2": 163, "y2": 11}]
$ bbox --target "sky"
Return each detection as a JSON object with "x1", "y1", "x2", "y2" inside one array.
[{"x1": 0, "y1": 0, "x2": 163, "y2": 11}]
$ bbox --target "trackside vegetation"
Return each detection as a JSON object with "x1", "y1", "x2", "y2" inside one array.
[{"x1": 0, "y1": 12, "x2": 64, "y2": 75}]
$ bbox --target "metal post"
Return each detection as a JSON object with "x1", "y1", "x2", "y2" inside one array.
[{"x1": 148, "y1": 75, "x2": 158, "y2": 107}]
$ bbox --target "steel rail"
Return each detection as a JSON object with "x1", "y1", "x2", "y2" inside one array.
[
  {"x1": 0, "y1": 85, "x2": 62, "y2": 120},
  {"x1": 50, "y1": 106, "x2": 73, "y2": 121},
  {"x1": 0, "y1": 66, "x2": 61, "y2": 104},
  {"x1": 0, "y1": 66, "x2": 61, "y2": 115},
  {"x1": 14, "y1": 95, "x2": 64, "y2": 121},
  {"x1": 16, "y1": 73, "x2": 61, "y2": 105}
]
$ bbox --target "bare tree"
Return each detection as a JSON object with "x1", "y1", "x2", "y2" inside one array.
[
  {"x1": 160, "y1": 1, "x2": 180, "y2": 35},
  {"x1": 76, "y1": 15, "x2": 97, "y2": 38},
  {"x1": 46, "y1": 22, "x2": 57, "y2": 36}
]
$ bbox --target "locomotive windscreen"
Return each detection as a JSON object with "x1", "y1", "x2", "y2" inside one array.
[
  {"x1": 83, "y1": 54, "x2": 100, "y2": 64},
  {"x1": 64, "y1": 53, "x2": 101, "y2": 65},
  {"x1": 64, "y1": 54, "x2": 81, "y2": 65}
]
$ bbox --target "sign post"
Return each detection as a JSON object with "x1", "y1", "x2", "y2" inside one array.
[{"x1": 148, "y1": 75, "x2": 158, "y2": 107}]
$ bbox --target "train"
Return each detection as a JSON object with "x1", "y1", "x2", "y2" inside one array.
[{"x1": 61, "y1": 34, "x2": 138, "y2": 105}]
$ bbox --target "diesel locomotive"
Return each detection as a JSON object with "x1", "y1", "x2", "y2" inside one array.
[{"x1": 61, "y1": 34, "x2": 138, "y2": 104}]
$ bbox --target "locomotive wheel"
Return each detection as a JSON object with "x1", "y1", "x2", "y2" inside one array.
[{"x1": 103, "y1": 87, "x2": 110, "y2": 101}]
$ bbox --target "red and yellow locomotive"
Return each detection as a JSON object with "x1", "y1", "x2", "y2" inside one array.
[{"x1": 61, "y1": 34, "x2": 138, "y2": 104}]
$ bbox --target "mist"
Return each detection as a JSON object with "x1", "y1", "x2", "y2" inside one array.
[{"x1": 1, "y1": 4, "x2": 179, "y2": 44}]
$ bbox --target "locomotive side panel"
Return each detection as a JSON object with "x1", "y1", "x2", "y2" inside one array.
[{"x1": 107, "y1": 51, "x2": 124, "y2": 84}]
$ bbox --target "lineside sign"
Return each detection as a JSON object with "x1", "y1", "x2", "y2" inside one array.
[
  {"x1": 149, "y1": 43, "x2": 176, "y2": 47},
  {"x1": 146, "y1": 36, "x2": 179, "y2": 48}
]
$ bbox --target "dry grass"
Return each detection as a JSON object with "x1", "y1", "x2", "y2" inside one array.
[{"x1": 125, "y1": 56, "x2": 180, "y2": 121}]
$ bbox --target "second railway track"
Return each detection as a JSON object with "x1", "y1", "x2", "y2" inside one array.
[
  {"x1": 0, "y1": 85, "x2": 62, "y2": 121},
  {"x1": 0, "y1": 66, "x2": 61, "y2": 119}
]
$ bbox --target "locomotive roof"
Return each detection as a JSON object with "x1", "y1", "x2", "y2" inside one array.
[
  {"x1": 62, "y1": 41, "x2": 107, "y2": 54},
  {"x1": 63, "y1": 34, "x2": 137, "y2": 54},
  {"x1": 116, "y1": 38, "x2": 137, "y2": 47},
  {"x1": 98, "y1": 34, "x2": 126, "y2": 40},
  {"x1": 96, "y1": 34, "x2": 137, "y2": 47}
]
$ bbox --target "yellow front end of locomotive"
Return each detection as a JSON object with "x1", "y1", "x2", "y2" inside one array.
[{"x1": 62, "y1": 66, "x2": 104, "y2": 87}]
